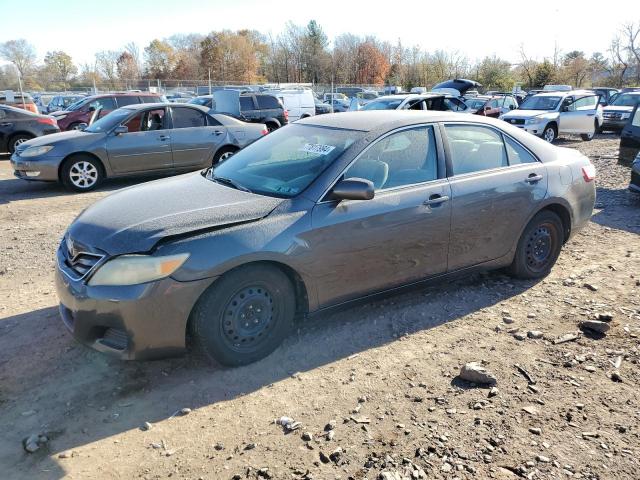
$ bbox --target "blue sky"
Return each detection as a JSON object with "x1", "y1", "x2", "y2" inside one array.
[{"x1": 1, "y1": 0, "x2": 636, "y2": 65}]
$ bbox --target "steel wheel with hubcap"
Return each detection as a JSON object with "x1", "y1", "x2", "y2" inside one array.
[
  {"x1": 190, "y1": 265, "x2": 295, "y2": 366},
  {"x1": 509, "y1": 210, "x2": 563, "y2": 279},
  {"x1": 61, "y1": 156, "x2": 103, "y2": 192}
]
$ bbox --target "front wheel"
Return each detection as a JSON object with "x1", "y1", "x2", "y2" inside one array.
[
  {"x1": 508, "y1": 210, "x2": 563, "y2": 279},
  {"x1": 212, "y1": 146, "x2": 238, "y2": 165},
  {"x1": 190, "y1": 265, "x2": 295, "y2": 366},
  {"x1": 542, "y1": 124, "x2": 557, "y2": 143},
  {"x1": 60, "y1": 155, "x2": 103, "y2": 192}
]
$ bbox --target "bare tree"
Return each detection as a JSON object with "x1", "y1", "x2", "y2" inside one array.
[{"x1": 0, "y1": 39, "x2": 36, "y2": 79}]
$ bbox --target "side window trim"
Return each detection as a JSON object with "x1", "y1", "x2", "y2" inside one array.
[
  {"x1": 318, "y1": 123, "x2": 444, "y2": 203},
  {"x1": 500, "y1": 132, "x2": 541, "y2": 165}
]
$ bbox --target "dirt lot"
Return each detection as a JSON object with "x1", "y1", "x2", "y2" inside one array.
[{"x1": 0, "y1": 135, "x2": 639, "y2": 480}]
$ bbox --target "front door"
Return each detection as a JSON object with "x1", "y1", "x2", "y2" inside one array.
[
  {"x1": 170, "y1": 106, "x2": 223, "y2": 169},
  {"x1": 106, "y1": 107, "x2": 172, "y2": 173},
  {"x1": 307, "y1": 125, "x2": 451, "y2": 307},
  {"x1": 444, "y1": 123, "x2": 548, "y2": 271},
  {"x1": 559, "y1": 95, "x2": 598, "y2": 133}
]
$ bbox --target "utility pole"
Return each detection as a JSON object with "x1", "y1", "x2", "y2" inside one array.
[
  {"x1": 208, "y1": 68, "x2": 212, "y2": 94},
  {"x1": 18, "y1": 74, "x2": 25, "y2": 109}
]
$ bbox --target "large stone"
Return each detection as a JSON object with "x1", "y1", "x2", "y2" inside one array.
[
  {"x1": 458, "y1": 362, "x2": 497, "y2": 385},
  {"x1": 580, "y1": 320, "x2": 610, "y2": 334}
]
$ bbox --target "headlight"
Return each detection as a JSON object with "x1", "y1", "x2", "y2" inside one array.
[
  {"x1": 88, "y1": 253, "x2": 189, "y2": 286},
  {"x1": 21, "y1": 146, "x2": 54, "y2": 157},
  {"x1": 621, "y1": 112, "x2": 631, "y2": 120},
  {"x1": 525, "y1": 118, "x2": 540, "y2": 125}
]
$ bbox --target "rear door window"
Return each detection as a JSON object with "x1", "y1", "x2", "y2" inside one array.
[
  {"x1": 116, "y1": 96, "x2": 140, "y2": 107},
  {"x1": 256, "y1": 95, "x2": 280, "y2": 109},
  {"x1": 504, "y1": 136, "x2": 537, "y2": 165},
  {"x1": 445, "y1": 124, "x2": 508, "y2": 175},
  {"x1": 171, "y1": 107, "x2": 206, "y2": 128}
]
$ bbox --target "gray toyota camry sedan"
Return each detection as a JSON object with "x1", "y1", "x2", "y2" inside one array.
[
  {"x1": 10, "y1": 103, "x2": 267, "y2": 192},
  {"x1": 56, "y1": 111, "x2": 596, "y2": 366}
]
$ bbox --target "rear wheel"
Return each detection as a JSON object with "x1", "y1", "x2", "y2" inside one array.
[
  {"x1": 8, "y1": 134, "x2": 33, "y2": 154},
  {"x1": 265, "y1": 122, "x2": 278, "y2": 133},
  {"x1": 190, "y1": 265, "x2": 295, "y2": 366},
  {"x1": 212, "y1": 146, "x2": 238, "y2": 165},
  {"x1": 508, "y1": 210, "x2": 563, "y2": 279},
  {"x1": 60, "y1": 155, "x2": 103, "y2": 192}
]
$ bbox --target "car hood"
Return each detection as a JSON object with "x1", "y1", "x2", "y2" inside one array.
[
  {"x1": 604, "y1": 106, "x2": 634, "y2": 113},
  {"x1": 67, "y1": 172, "x2": 284, "y2": 256},
  {"x1": 502, "y1": 110, "x2": 553, "y2": 119},
  {"x1": 17, "y1": 130, "x2": 103, "y2": 150}
]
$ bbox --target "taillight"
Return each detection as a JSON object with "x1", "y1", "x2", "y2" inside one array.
[
  {"x1": 260, "y1": 128, "x2": 268, "y2": 135},
  {"x1": 582, "y1": 164, "x2": 596, "y2": 182},
  {"x1": 37, "y1": 117, "x2": 57, "y2": 127},
  {"x1": 284, "y1": 110, "x2": 289, "y2": 121}
]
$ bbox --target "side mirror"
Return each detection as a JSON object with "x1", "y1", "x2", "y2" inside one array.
[
  {"x1": 332, "y1": 178, "x2": 375, "y2": 201},
  {"x1": 77, "y1": 122, "x2": 88, "y2": 131},
  {"x1": 113, "y1": 125, "x2": 128, "y2": 135}
]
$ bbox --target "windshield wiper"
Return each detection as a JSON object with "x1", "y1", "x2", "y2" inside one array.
[{"x1": 210, "y1": 175, "x2": 252, "y2": 193}]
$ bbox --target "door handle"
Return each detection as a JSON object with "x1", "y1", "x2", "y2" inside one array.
[
  {"x1": 423, "y1": 194, "x2": 449, "y2": 206},
  {"x1": 213, "y1": 130, "x2": 224, "y2": 135},
  {"x1": 158, "y1": 135, "x2": 171, "y2": 141},
  {"x1": 525, "y1": 174, "x2": 543, "y2": 184}
]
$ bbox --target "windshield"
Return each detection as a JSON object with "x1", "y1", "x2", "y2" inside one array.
[
  {"x1": 465, "y1": 98, "x2": 488, "y2": 110},
  {"x1": 610, "y1": 93, "x2": 640, "y2": 107},
  {"x1": 84, "y1": 108, "x2": 132, "y2": 133},
  {"x1": 518, "y1": 95, "x2": 561, "y2": 111},
  {"x1": 362, "y1": 99, "x2": 404, "y2": 110},
  {"x1": 66, "y1": 98, "x2": 88, "y2": 111},
  {"x1": 62, "y1": 96, "x2": 83, "y2": 107},
  {"x1": 209, "y1": 124, "x2": 363, "y2": 198}
]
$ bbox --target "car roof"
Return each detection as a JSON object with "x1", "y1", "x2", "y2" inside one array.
[
  {"x1": 299, "y1": 110, "x2": 494, "y2": 131},
  {"x1": 121, "y1": 102, "x2": 209, "y2": 112}
]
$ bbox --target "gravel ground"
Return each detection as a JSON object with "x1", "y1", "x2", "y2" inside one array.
[{"x1": 0, "y1": 134, "x2": 639, "y2": 480}]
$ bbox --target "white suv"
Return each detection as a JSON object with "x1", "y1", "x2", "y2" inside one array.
[{"x1": 500, "y1": 90, "x2": 603, "y2": 143}]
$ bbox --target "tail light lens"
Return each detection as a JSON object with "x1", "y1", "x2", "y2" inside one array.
[
  {"x1": 37, "y1": 117, "x2": 58, "y2": 127},
  {"x1": 284, "y1": 110, "x2": 289, "y2": 121},
  {"x1": 260, "y1": 128, "x2": 268, "y2": 135},
  {"x1": 581, "y1": 164, "x2": 596, "y2": 182}
]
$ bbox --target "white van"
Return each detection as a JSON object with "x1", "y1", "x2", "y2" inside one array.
[{"x1": 266, "y1": 89, "x2": 315, "y2": 122}]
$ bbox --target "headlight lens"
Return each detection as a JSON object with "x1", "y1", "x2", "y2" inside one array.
[
  {"x1": 88, "y1": 253, "x2": 189, "y2": 286},
  {"x1": 525, "y1": 118, "x2": 540, "y2": 125},
  {"x1": 621, "y1": 112, "x2": 631, "y2": 120},
  {"x1": 21, "y1": 145, "x2": 54, "y2": 157}
]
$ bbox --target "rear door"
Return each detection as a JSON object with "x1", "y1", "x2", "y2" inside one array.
[
  {"x1": 169, "y1": 106, "x2": 223, "y2": 169},
  {"x1": 105, "y1": 107, "x2": 173, "y2": 173},
  {"x1": 444, "y1": 123, "x2": 548, "y2": 270}
]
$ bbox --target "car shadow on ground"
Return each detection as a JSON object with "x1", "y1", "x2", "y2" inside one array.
[
  {"x1": 0, "y1": 158, "x2": 178, "y2": 205},
  {"x1": 0, "y1": 271, "x2": 537, "y2": 478},
  {"x1": 591, "y1": 186, "x2": 640, "y2": 235}
]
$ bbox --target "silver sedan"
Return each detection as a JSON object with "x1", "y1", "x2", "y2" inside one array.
[{"x1": 10, "y1": 103, "x2": 267, "y2": 191}]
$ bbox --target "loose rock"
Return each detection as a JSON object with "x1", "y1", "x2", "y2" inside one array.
[
  {"x1": 458, "y1": 362, "x2": 497, "y2": 385},
  {"x1": 580, "y1": 320, "x2": 610, "y2": 334}
]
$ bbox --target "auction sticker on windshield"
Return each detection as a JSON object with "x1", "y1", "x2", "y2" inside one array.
[{"x1": 300, "y1": 143, "x2": 336, "y2": 155}]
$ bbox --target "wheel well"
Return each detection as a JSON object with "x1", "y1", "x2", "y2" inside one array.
[
  {"x1": 8, "y1": 131, "x2": 35, "y2": 143},
  {"x1": 540, "y1": 204, "x2": 571, "y2": 243},
  {"x1": 545, "y1": 121, "x2": 558, "y2": 132},
  {"x1": 265, "y1": 120, "x2": 280, "y2": 129},
  {"x1": 58, "y1": 152, "x2": 106, "y2": 182}
]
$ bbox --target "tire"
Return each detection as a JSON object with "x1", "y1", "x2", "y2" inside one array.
[
  {"x1": 265, "y1": 122, "x2": 278, "y2": 133},
  {"x1": 8, "y1": 134, "x2": 33, "y2": 154},
  {"x1": 542, "y1": 124, "x2": 557, "y2": 143},
  {"x1": 190, "y1": 265, "x2": 295, "y2": 366},
  {"x1": 580, "y1": 121, "x2": 597, "y2": 141},
  {"x1": 212, "y1": 146, "x2": 238, "y2": 165},
  {"x1": 60, "y1": 155, "x2": 103, "y2": 192},
  {"x1": 68, "y1": 122, "x2": 83, "y2": 131},
  {"x1": 508, "y1": 210, "x2": 564, "y2": 279}
]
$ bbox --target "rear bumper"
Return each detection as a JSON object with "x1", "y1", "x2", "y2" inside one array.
[{"x1": 55, "y1": 247, "x2": 214, "y2": 360}]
